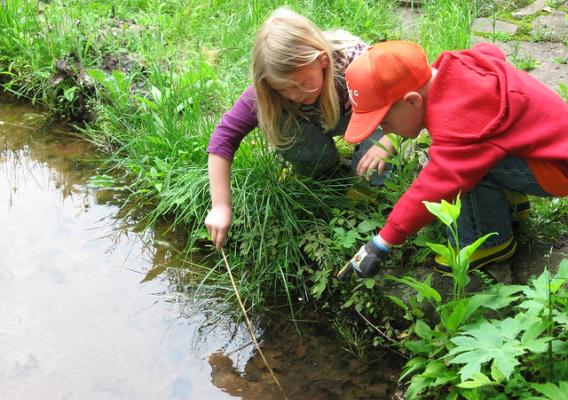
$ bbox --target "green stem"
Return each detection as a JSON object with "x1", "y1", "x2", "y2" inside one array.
[{"x1": 548, "y1": 277, "x2": 554, "y2": 380}]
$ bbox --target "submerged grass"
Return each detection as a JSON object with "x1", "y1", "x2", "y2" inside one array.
[{"x1": 1, "y1": 0, "x2": 567, "y2": 345}]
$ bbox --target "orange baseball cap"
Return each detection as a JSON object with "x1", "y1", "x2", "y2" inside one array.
[{"x1": 344, "y1": 41, "x2": 432, "y2": 143}]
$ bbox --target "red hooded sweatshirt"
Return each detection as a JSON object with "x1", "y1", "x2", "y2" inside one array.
[{"x1": 379, "y1": 43, "x2": 568, "y2": 246}]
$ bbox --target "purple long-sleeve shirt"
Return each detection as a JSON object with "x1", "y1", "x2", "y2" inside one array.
[
  {"x1": 207, "y1": 85, "x2": 258, "y2": 161},
  {"x1": 207, "y1": 37, "x2": 367, "y2": 161}
]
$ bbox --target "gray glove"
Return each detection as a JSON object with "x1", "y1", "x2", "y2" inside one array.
[{"x1": 336, "y1": 238, "x2": 389, "y2": 280}]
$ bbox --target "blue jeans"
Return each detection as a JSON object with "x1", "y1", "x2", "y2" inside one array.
[
  {"x1": 456, "y1": 156, "x2": 551, "y2": 248},
  {"x1": 277, "y1": 113, "x2": 386, "y2": 183}
]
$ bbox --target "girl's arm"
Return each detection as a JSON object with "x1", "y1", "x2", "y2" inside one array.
[
  {"x1": 205, "y1": 86, "x2": 258, "y2": 250},
  {"x1": 205, "y1": 153, "x2": 232, "y2": 250}
]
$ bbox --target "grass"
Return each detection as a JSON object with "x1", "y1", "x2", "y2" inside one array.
[
  {"x1": 420, "y1": 0, "x2": 477, "y2": 60},
  {"x1": 1, "y1": 0, "x2": 567, "y2": 354}
]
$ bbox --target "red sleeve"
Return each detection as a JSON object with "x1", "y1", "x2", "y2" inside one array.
[{"x1": 379, "y1": 141, "x2": 508, "y2": 245}]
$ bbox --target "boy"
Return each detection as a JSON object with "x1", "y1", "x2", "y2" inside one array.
[{"x1": 337, "y1": 40, "x2": 568, "y2": 279}]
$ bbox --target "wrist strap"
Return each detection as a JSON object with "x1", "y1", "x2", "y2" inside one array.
[{"x1": 372, "y1": 236, "x2": 391, "y2": 252}]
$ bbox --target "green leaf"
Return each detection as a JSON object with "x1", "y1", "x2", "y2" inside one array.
[
  {"x1": 386, "y1": 295, "x2": 409, "y2": 312},
  {"x1": 400, "y1": 357, "x2": 426, "y2": 382},
  {"x1": 134, "y1": 95, "x2": 159, "y2": 110},
  {"x1": 414, "y1": 320, "x2": 432, "y2": 340},
  {"x1": 357, "y1": 219, "x2": 381, "y2": 233},
  {"x1": 421, "y1": 360, "x2": 446, "y2": 378},
  {"x1": 332, "y1": 227, "x2": 361, "y2": 248},
  {"x1": 522, "y1": 337, "x2": 551, "y2": 353},
  {"x1": 521, "y1": 318, "x2": 549, "y2": 345},
  {"x1": 461, "y1": 390, "x2": 482, "y2": 400},
  {"x1": 531, "y1": 381, "x2": 568, "y2": 400},
  {"x1": 432, "y1": 370, "x2": 458, "y2": 387},
  {"x1": 425, "y1": 242, "x2": 453, "y2": 261},
  {"x1": 458, "y1": 233, "x2": 497, "y2": 265},
  {"x1": 490, "y1": 364, "x2": 506, "y2": 383},
  {"x1": 86, "y1": 68, "x2": 107, "y2": 84},
  {"x1": 448, "y1": 319, "x2": 526, "y2": 380},
  {"x1": 406, "y1": 375, "x2": 432, "y2": 400},
  {"x1": 441, "y1": 299, "x2": 467, "y2": 333},
  {"x1": 457, "y1": 372, "x2": 497, "y2": 388},
  {"x1": 554, "y1": 309, "x2": 568, "y2": 326},
  {"x1": 441, "y1": 198, "x2": 461, "y2": 222},
  {"x1": 551, "y1": 259, "x2": 568, "y2": 293},
  {"x1": 363, "y1": 278, "x2": 375, "y2": 289},
  {"x1": 405, "y1": 339, "x2": 434, "y2": 355},
  {"x1": 384, "y1": 274, "x2": 442, "y2": 303},
  {"x1": 63, "y1": 86, "x2": 76, "y2": 102},
  {"x1": 423, "y1": 200, "x2": 453, "y2": 227},
  {"x1": 520, "y1": 268, "x2": 555, "y2": 316},
  {"x1": 468, "y1": 284, "x2": 525, "y2": 311}
]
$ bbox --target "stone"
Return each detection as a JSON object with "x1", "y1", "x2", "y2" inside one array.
[
  {"x1": 512, "y1": 0, "x2": 548, "y2": 18},
  {"x1": 531, "y1": 13, "x2": 568, "y2": 42},
  {"x1": 396, "y1": 7, "x2": 422, "y2": 41},
  {"x1": 469, "y1": 40, "x2": 568, "y2": 93},
  {"x1": 472, "y1": 18, "x2": 519, "y2": 34}
]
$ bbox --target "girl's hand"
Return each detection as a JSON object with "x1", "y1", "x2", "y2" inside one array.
[
  {"x1": 355, "y1": 136, "x2": 394, "y2": 177},
  {"x1": 205, "y1": 205, "x2": 232, "y2": 251}
]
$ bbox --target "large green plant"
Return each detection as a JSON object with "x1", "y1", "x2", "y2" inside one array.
[{"x1": 388, "y1": 197, "x2": 568, "y2": 399}]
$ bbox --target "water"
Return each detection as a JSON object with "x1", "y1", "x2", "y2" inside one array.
[{"x1": 0, "y1": 95, "x2": 402, "y2": 400}]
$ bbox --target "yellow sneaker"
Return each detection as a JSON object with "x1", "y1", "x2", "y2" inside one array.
[
  {"x1": 504, "y1": 190, "x2": 530, "y2": 222},
  {"x1": 434, "y1": 238, "x2": 517, "y2": 274}
]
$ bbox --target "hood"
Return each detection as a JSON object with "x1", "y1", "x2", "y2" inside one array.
[{"x1": 424, "y1": 43, "x2": 523, "y2": 144}]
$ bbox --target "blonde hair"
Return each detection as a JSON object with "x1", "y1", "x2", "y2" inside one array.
[{"x1": 252, "y1": 8, "x2": 358, "y2": 148}]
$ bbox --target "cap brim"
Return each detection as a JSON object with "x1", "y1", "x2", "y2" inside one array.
[{"x1": 344, "y1": 107, "x2": 389, "y2": 143}]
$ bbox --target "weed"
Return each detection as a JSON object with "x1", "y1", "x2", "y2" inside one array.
[
  {"x1": 383, "y1": 197, "x2": 568, "y2": 399},
  {"x1": 552, "y1": 56, "x2": 568, "y2": 64},
  {"x1": 557, "y1": 83, "x2": 568, "y2": 102},
  {"x1": 419, "y1": 0, "x2": 477, "y2": 60},
  {"x1": 509, "y1": 41, "x2": 540, "y2": 71}
]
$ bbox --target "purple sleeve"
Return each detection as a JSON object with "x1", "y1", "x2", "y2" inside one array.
[{"x1": 207, "y1": 85, "x2": 258, "y2": 161}]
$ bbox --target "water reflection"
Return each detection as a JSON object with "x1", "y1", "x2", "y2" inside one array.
[{"x1": 0, "y1": 95, "x2": 246, "y2": 400}]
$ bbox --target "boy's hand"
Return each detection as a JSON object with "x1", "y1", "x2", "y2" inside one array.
[
  {"x1": 355, "y1": 135, "x2": 394, "y2": 178},
  {"x1": 336, "y1": 237, "x2": 390, "y2": 280},
  {"x1": 356, "y1": 144, "x2": 389, "y2": 177}
]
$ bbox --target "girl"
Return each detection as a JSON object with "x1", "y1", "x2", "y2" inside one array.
[{"x1": 205, "y1": 8, "x2": 393, "y2": 250}]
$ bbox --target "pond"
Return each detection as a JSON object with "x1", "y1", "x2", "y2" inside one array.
[{"x1": 0, "y1": 94, "x2": 403, "y2": 400}]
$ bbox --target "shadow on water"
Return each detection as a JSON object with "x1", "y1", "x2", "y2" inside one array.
[{"x1": 0, "y1": 94, "x2": 403, "y2": 400}]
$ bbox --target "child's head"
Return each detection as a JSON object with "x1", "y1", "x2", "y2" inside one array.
[
  {"x1": 344, "y1": 41, "x2": 432, "y2": 143},
  {"x1": 252, "y1": 8, "x2": 340, "y2": 147}
]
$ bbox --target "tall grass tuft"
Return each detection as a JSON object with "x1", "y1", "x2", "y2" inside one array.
[{"x1": 419, "y1": 0, "x2": 477, "y2": 60}]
